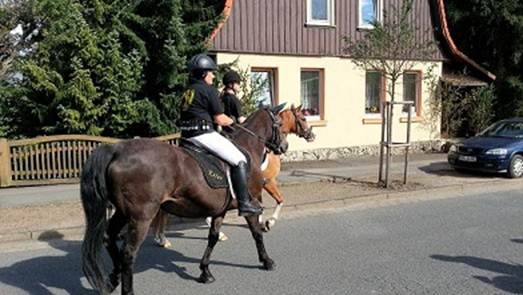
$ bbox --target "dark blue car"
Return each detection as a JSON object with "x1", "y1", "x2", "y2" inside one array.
[{"x1": 448, "y1": 118, "x2": 523, "y2": 178}]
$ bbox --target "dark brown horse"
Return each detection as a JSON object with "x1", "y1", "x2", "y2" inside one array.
[
  {"x1": 152, "y1": 105, "x2": 315, "y2": 247},
  {"x1": 80, "y1": 107, "x2": 288, "y2": 295}
]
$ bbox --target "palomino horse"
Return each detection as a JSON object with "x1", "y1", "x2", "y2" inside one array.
[
  {"x1": 152, "y1": 105, "x2": 315, "y2": 248},
  {"x1": 80, "y1": 107, "x2": 288, "y2": 295}
]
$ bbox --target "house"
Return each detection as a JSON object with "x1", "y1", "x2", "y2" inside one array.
[{"x1": 209, "y1": 0, "x2": 495, "y2": 160}]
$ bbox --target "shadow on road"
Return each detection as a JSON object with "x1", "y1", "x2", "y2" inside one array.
[
  {"x1": 419, "y1": 162, "x2": 500, "y2": 179},
  {"x1": 431, "y1": 252, "x2": 523, "y2": 294},
  {"x1": 0, "y1": 230, "x2": 260, "y2": 294}
]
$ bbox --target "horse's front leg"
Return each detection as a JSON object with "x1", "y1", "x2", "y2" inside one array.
[
  {"x1": 245, "y1": 214, "x2": 275, "y2": 270},
  {"x1": 198, "y1": 215, "x2": 225, "y2": 283},
  {"x1": 262, "y1": 177, "x2": 284, "y2": 231}
]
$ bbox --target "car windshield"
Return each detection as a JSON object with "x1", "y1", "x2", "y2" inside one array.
[{"x1": 479, "y1": 121, "x2": 523, "y2": 138}]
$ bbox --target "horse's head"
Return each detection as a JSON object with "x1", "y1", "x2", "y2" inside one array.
[{"x1": 279, "y1": 104, "x2": 315, "y2": 142}]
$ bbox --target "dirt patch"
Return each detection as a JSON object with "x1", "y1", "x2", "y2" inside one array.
[{"x1": 0, "y1": 201, "x2": 84, "y2": 233}]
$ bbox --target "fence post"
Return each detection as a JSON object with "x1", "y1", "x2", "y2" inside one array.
[{"x1": 0, "y1": 138, "x2": 11, "y2": 187}]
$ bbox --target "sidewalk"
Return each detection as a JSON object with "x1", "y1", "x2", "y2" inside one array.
[{"x1": 0, "y1": 152, "x2": 521, "y2": 243}]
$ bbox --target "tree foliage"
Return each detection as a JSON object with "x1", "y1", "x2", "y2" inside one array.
[
  {"x1": 0, "y1": 0, "x2": 223, "y2": 138},
  {"x1": 344, "y1": 0, "x2": 436, "y2": 103}
]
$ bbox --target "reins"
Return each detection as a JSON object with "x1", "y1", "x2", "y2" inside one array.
[{"x1": 232, "y1": 109, "x2": 282, "y2": 152}]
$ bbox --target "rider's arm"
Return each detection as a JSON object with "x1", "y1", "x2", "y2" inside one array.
[{"x1": 214, "y1": 114, "x2": 234, "y2": 126}]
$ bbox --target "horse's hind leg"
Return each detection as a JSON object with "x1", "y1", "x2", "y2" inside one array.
[
  {"x1": 121, "y1": 218, "x2": 153, "y2": 295},
  {"x1": 245, "y1": 215, "x2": 275, "y2": 270},
  {"x1": 263, "y1": 178, "x2": 284, "y2": 231},
  {"x1": 198, "y1": 215, "x2": 225, "y2": 284},
  {"x1": 152, "y1": 210, "x2": 172, "y2": 248},
  {"x1": 104, "y1": 209, "x2": 128, "y2": 292}
]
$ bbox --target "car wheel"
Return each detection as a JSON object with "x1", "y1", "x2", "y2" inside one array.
[{"x1": 508, "y1": 154, "x2": 523, "y2": 178}]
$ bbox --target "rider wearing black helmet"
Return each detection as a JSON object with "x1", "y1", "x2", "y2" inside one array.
[
  {"x1": 221, "y1": 70, "x2": 246, "y2": 124},
  {"x1": 179, "y1": 54, "x2": 262, "y2": 216}
]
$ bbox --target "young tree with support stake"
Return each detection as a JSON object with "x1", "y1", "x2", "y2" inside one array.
[{"x1": 343, "y1": 0, "x2": 437, "y2": 187}]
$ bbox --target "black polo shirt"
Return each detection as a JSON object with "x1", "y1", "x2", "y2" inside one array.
[
  {"x1": 179, "y1": 80, "x2": 224, "y2": 137},
  {"x1": 221, "y1": 92, "x2": 243, "y2": 123}
]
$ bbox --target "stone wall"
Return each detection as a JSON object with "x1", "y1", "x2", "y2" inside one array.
[{"x1": 281, "y1": 140, "x2": 447, "y2": 162}]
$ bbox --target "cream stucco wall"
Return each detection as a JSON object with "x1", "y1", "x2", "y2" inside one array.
[{"x1": 217, "y1": 53, "x2": 442, "y2": 152}]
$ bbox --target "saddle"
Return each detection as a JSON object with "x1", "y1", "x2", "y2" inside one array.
[
  {"x1": 180, "y1": 139, "x2": 252, "y2": 189},
  {"x1": 180, "y1": 140, "x2": 229, "y2": 188}
]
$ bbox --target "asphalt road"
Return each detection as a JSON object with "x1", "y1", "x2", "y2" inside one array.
[{"x1": 1, "y1": 188, "x2": 523, "y2": 294}]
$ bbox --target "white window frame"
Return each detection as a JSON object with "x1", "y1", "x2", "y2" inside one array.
[
  {"x1": 306, "y1": 0, "x2": 335, "y2": 26},
  {"x1": 358, "y1": 0, "x2": 383, "y2": 29}
]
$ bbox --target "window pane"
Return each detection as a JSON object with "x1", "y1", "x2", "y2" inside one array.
[
  {"x1": 301, "y1": 71, "x2": 320, "y2": 117},
  {"x1": 312, "y1": 0, "x2": 328, "y2": 21},
  {"x1": 361, "y1": 0, "x2": 377, "y2": 26},
  {"x1": 251, "y1": 71, "x2": 274, "y2": 107},
  {"x1": 403, "y1": 73, "x2": 417, "y2": 112},
  {"x1": 365, "y1": 72, "x2": 381, "y2": 113}
]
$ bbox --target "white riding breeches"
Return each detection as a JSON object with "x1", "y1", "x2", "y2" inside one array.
[{"x1": 188, "y1": 131, "x2": 246, "y2": 166}]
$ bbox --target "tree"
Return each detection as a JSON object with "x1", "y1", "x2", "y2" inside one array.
[
  {"x1": 343, "y1": 0, "x2": 437, "y2": 187},
  {"x1": 0, "y1": 0, "x2": 223, "y2": 138},
  {"x1": 344, "y1": 0, "x2": 436, "y2": 104}
]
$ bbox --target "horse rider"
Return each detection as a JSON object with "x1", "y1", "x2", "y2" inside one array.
[
  {"x1": 221, "y1": 70, "x2": 246, "y2": 124},
  {"x1": 178, "y1": 53, "x2": 263, "y2": 217}
]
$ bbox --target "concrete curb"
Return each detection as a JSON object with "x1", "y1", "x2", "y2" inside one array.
[{"x1": 1, "y1": 178, "x2": 521, "y2": 244}]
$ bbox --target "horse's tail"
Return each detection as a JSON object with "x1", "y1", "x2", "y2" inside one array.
[{"x1": 80, "y1": 144, "x2": 116, "y2": 294}]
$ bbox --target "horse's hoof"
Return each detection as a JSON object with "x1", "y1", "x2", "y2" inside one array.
[
  {"x1": 218, "y1": 232, "x2": 228, "y2": 241},
  {"x1": 106, "y1": 273, "x2": 120, "y2": 292},
  {"x1": 263, "y1": 259, "x2": 276, "y2": 271},
  {"x1": 162, "y1": 239, "x2": 172, "y2": 248},
  {"x1": 197, "y1": 272, "x2": 216, "y2": 284},
  {"x1": 154, "y1": 237, "x2": 172, "y2": 248}
]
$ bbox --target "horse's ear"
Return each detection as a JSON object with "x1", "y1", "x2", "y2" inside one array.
[
  {"x1": 296, "y1": 104, "x2": 303, "y2": 112},
  {"x1": 291, "y1": 104, "x2": 296, "y2": 111},
  {"x1": 271, "y1": 102, "x2": 287, "y2": 115}
]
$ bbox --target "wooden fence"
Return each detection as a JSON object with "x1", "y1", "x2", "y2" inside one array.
[{"x1": 0, "y1": 134, "x2": 180, "y2": 187}]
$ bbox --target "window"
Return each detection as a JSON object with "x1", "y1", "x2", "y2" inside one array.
[
  {"x1": 251, "y1": 68, "x2": 278, "y2": 107},
  {"x1": 402, "y1": 72, "x2": 421, "y2": 115},
  {"x1": 307, "y1": 0, "x2": 335, "y2": 26},
  {"x1": 365, "y1": 71, "x2": 383, "y2": 114},
  {"x1": 359, "y1": 0, "x2": 382, "y2": 29},
  {"x1": 301, "y1": 69, "x2": 324, "y2": 121}
]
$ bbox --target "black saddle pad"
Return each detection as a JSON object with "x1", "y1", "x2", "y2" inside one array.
[{"x1": 180, "y1": 140, "x2": 229, "y2": 189}]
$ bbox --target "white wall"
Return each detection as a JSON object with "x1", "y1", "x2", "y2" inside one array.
[{"x1": 217, "y1": 53, "x2": 443, "y2": 151}]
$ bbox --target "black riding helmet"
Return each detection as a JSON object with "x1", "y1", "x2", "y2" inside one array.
[
  {"x1": 187, "y1": 54, "x2": 217, "y2": 72},
  {"x1": 222, "y1": 70, "x2": 242, "y2": 86}
]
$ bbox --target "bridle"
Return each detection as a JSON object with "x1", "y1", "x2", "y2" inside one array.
[
  {"x1": 291, "y1": 111, "x2": 314, "y2": 141},
  {"x1": 233, "y1": 108, "x2": 285, "y2": 155}
]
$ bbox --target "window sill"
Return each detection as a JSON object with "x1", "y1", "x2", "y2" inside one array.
[
  {"x1": 399, "y1": 116, "x2": 423, "y2": 123},
  {"x1": 307, "y1": 120, "x2": 328, "y2": 127},
  {"x1": 362, "y1": 118, "x2": 382, "y2": 125},
  {"x1": 305, "y1": 22, "x2": 336, "y2": 28},
  {"x1": 357, "y1": 25, "x2": 375, "y2": 31}
]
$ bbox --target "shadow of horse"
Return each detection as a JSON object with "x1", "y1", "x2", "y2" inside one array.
[
  {"x1": 0, "y1": 230, "x2": 260, "y2": 294},
  {"x1": 431, "y1": 251, "x2": 523, "y2": 294}
]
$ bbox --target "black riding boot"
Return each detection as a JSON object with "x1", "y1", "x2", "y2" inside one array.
[{"x1": 231, "y1": 161, "x2": 263, "y2": 216}]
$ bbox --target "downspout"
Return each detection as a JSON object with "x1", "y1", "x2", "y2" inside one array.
[{"x1": 436, "y1": 0, "x2": 496, "y2": 81}]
